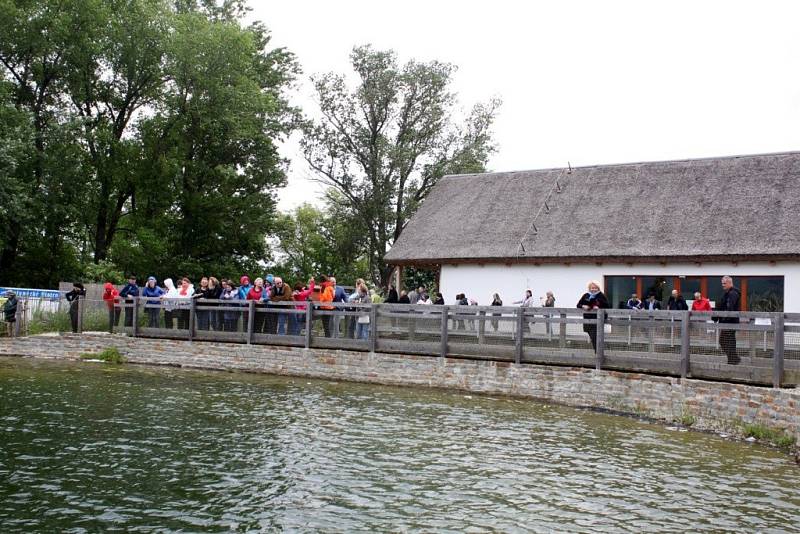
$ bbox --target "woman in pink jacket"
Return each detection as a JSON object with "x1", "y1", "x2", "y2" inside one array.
[{"x1": 290, "y1": 278, "x2": 315, "y2": 336}]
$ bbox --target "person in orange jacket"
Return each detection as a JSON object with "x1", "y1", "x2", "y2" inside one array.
[{"x1": 319, "y1": 276, "x2": 335, "y2": 337}]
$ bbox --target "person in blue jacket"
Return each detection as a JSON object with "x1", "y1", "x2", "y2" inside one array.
[
  {"x1": 141, "y1": 276, "x2": 165, "y2": 328},
  {"x1": 119, "y1": 275, "x2": 140, "y2": 328}
]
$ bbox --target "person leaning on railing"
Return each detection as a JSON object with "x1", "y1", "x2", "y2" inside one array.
[
  {"x1": 64, "y1": 283, "x2": 85, "y2": 333},
  {"x1": 219, "y1": 279, "x2": 240, "y2": 332},
  {"x1": 102, "y1": 282, "x2": 120, "y2": 330},
  {"x1": 290, "y1": 278, "x2": 316, "y2": 336},
  {"x1": 119, "y1": 275, "x2": 140, "y2": 328},
  {"x1": 577, "y1": 280, "x2": 609, "y2": 353},
  {"x1": 142, "y1": 277, "x2": 165, "y2": 328},
  {"x1": 270, "y1": 277, "x2": 293, "y2": 335}
]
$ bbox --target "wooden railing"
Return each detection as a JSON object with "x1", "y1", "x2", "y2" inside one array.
[{"x1": 57, "y1": 299, "x2": 800, "y2": 388}]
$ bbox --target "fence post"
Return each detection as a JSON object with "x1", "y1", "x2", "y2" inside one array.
[
  {"x1": 77, "y1": 296, "x2": 83, "y2": 334},
  {"x1": 408, "y1": 307, "x2": 416, "y2": 342},
  {"x1": 515, "y1": 308, "x2": 524, "y2": 364},
  {"x1": 680, "y1": 311, "x2": 690, "y2": 378},
  {"x1": 133, "y1": 297, "x2": 139, "y2": 338},
  {"x1": 773, "y1": 312, "x2": 785, "y2": 389},
  {"x1": 109, "y1": 299, "x2": 115, "y2": 335},
  {"x1": 595, "y1": 309, "x2": 605, "y2": 370},
  {"x1": 247, "y1": 300, "x2": 255, "y2": 345},
  {"x1": 305, "y1": 303, "x2": 313, "y2": 349},
  {"x1": 14, "y1": 300, "x2": 23, "y2": 337},
  {"x1": 188, "y1": 297, "x2": 196, "y2": 341},
  {"x1": 559, "y1": 312, "x2": 567, "y2": 348},
  {"x1": 478, "y1": 310, "x2": 486, "y2": 344},
  {"x1": 440, "y1": 306, "x2": 449, "y2": 359},
  {"x1": 369, "y1": 304, "x2": 378, "y2": 352}
]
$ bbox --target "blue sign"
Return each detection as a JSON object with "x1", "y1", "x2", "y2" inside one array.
[{"x1": 0, "y1": 287, "x2": 61, "y2": 300}]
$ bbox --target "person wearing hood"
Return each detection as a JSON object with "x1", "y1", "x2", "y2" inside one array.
[
  {"x1": 142, "y1": 276, "x2": 165, "y2": 328},
  {"x1": 65, "y1": 283, "x2": 86, "y2": 333},
  {"x1": 102, "y1": 282, "x2": 121, "y2": 331},
  {"x1": 119, "y1": 275, "x2": 140, "y2": 328},
  {"x1": 577, "y1": 280, "x2": 610, "y2": 353},
  {"x1": 162, "y1": 278, "x2": 180, "y2": 329},
  {"x1": 3, "y1": 290, "x2": 18, "y2": 337},
  {"x1": 175, "y1": 277, "x2": 194, "y2": 330}
]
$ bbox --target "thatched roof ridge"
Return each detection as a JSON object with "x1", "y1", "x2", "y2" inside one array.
[{"x1": 385, "y1": 151, "x2": 800, "y2": 263}]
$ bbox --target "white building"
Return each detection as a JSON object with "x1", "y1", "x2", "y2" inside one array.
[{"x1": 385, "y1": 152, "x2": 798, "y2": 312}]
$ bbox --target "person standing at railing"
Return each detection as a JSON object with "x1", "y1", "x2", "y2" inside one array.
[
  {"x1": 175, "y1": 277, "x2": 194, "y2": 330},
  {"x1": 348, "y1": 281, "x2": 370, "y2": 340},
  {"x1": 643, "y1": 294, "x2": 662, "y2": 311},
  {"x1": 667, "y1": 290, "x2": 689, "y2": 311},
  {"x1": 142, "y1": 277, "x2": 164, "y2": 328},
  {"x1": 490, "y1": 293, "x2": 503, "y2": 332},
  {"x1": 717, "y1": 276, "x2": 741, "y2": 365},
  {"x1": 626, "y1": 294, "x2": 642, "y2": 310},
  {"x1": 330, "y1": 277, "x2": 347, "y2": 338},
  {"x1": 270, "y1": 277, "x2": 293, "y2": 335},
  {"x1": 220, "y1": 279, "x2": 240, "y2": 331},
  {"x1": 247, "y1": 277, "x2": 269, "y2": 333},
  {"x1": 162, "y1": 278, "x2": 180, "y2": 329},
  {"x1": 691, "y1": 292, "x2": 711, "y2": 312},
  {"x1": 237, "y1": 276, "x2": 253, "y2": 332},
  {"x1": 433, "y1": 293, "x2": 445, "y2": 305},
  {"x1": 290, "y1": 278, "x2": 316, "y2": 336},
  {"x1": 541, "y1": 291, "x2": 556, "y2": 335},
  {"x1": 64, "y1": 283, "x2": 85, "y2": 333},
  {"x1": 577, "y1": 280, "x2": 609, "y2": 353},
  {"x1": 513, "y1": 290, "x2": 535, "y2": 334},
  {"x1": 319, "y1": 276, "x2": 335, "y2": 337},
  {"x1": 3, "y1": 290, "x2": 18, "y2": 337},
  {"x1": 119, "y1": 275, "x2": 140, "y2": 328},
  {"x1": 193, "y1": 277, "x2": 212, "y2": 331},
  {"x1": 207, "y1": 277, "x2": 223, "y2": 330},
  {"x1": 102, "y1": 282, "x2": 120, "y2": 331}
]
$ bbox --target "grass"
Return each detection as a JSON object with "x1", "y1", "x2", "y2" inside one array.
[
  {"x1": 677, "y1": 412, "x2": 696, "y2": 427},
  {"x1": 739, "y1": 421, "x2": 797, "y2": 450},
  {"x1": 81, "y1": 347, "x2": 126, "y2": 364}
]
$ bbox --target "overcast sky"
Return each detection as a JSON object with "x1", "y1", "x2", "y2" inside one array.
[{"x1": 248, "y1": 1, "x2": 800, "y2": 211}]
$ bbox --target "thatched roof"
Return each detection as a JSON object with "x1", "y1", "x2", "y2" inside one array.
[{"x1": 385, "y1": 151, "x2": 800, "y2": 264}]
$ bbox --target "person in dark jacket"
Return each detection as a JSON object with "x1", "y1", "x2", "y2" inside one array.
[
  {"x1": 3, "y1": 290, "x2": 18, "y2": 337},
  {"x1": 490, "y1": 293, "x2": 503, "y2": 332},
  {"x1": 433, "y1": 293, "x2": 445, "y2": 306},
  {"x1": 626, "y1": 294, "x2": 642, "y2": 310},
  {"x1": 577, "y1": 280, "x2": 610, "y2": 353},
  {"x1": 207, "y1": 277, "x2": 223, "y2": 330},
  {"x1": 142, "y1": 276, "x2": 165, "y2": 328},
  {"x1": 666, "y1": 290, "x2": 689, "y2": 311},
  {"x1": 717, "y1": 275, "x2": 741, "y2": 365},
  {"x1": 65, "y1": 283, "x2": 86, "y2": 333},
  {"x1": 193, "y1": 277, "x2": 212, "y2": 331},
  {"x1": 119, "y1": 275, "x2": 140, "y2": 328},
  {"x1": 385, "y1": 285, "x2": 399, "y2": 304},
  {"x1": 643, "y1": 294, "x2": 662, "y2": 311}
]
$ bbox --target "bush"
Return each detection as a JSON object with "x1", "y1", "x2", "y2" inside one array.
[{"x1": 81, "y1": 347, "x2": 126, "y2": 364}]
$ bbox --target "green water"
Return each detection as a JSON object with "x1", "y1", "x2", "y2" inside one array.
[{"x1": 1, "y1": 356, "x2": 799, "y2": 532}]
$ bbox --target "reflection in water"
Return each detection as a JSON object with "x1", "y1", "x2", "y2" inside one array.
[{"x1": 1, "y1": 356, "x2": 799, "y2": 532}]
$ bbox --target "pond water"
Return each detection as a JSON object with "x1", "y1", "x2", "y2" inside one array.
[{"x1": 1, "y1": 356, "x2": 799, "y2": 532}]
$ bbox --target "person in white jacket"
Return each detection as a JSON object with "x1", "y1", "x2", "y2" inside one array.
[{"x1": 162, "y1": 278, "x2": 180, "y2": 329}]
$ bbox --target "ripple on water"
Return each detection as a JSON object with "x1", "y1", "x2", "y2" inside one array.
[{"x1": 0, "y1": 356, "x2": 799, "y2": 532}]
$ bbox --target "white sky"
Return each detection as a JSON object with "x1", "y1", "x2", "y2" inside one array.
[{"x1": 248, "y1": 1, "x2": 800, "y2": 212}]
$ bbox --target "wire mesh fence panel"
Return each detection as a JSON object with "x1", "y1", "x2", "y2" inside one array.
[
  {"x1": 448, "y1": 306, "x2": 516, "y2": 360},
  {"x1": 306, "y1": 304, "x2": 370, "y2": 351},
  {"x1": 193, "y1": 302, "x2": 248, "y2": 344},
  {"x1": 374, "y1": 304, "x2": 441, "y2": 355},
  {"x1": 522, "y1": 308, "x2": 597, "y2": 367},
  {"x1": 603, "y1": 310, "x2": 682, "y2": 375},
  {"x1": 687, "y1": 311, "x2": 777, "y2": 385}
]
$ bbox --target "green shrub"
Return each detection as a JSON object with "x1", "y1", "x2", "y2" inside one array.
[
  {"x1": 81, "y1": 347, "x2": 126, "y2": 364},
  {"x1": 741, "y1": 422, "x2": 797, "y2": 450}
]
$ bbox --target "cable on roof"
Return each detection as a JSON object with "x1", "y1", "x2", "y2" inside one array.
[{"x1": 516, "y1": 166, "x2": 570, "y2": 257}]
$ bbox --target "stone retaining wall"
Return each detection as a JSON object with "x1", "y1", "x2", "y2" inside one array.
[{"x1": 2, "y1": 333, "x2": 799, "y2": 444}]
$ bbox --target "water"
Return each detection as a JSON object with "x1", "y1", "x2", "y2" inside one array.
[{"x1": 1, "y1": 357, "x2": 799, "y2": 533}]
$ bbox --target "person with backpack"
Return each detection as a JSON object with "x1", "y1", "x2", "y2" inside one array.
[
  {"x1": 64, "y1": 283, "x2": 86, "y2": 333},
  {"x1": 3, "y1": 290, "x2": 18, "y2": 337}
]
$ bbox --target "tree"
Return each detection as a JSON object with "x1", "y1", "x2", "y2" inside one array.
[
  {"x1": 272, "y1": 201, "x2": 368, "y2": 285},
  {"x1": 302, "y1": 45, "x2": 500, "y2": 285}
]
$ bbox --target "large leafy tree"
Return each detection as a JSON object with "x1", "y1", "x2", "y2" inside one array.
[
  {"x1": 302, "y1": 45, "x2": 500, "y2": 285},
  {"x1": 0, "y1": 0, "x2": 298, "y2": 286}
]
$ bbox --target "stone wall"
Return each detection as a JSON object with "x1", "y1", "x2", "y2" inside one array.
[{"x1": 1, "y1": 333, "x2": 799, "y2": 444}]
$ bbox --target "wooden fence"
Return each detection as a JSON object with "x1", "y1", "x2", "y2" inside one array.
[{"x1": 45, "y1": 299, "x2": 800, "y2": 388}]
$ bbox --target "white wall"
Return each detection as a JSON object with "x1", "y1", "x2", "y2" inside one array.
[{"x1": 439, "y1": 261, "x2": 800, "y2": 311}]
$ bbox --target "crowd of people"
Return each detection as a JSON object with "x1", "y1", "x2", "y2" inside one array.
[{"x1": 56, "y1": 274, "x2": 743, "y2": 363}]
